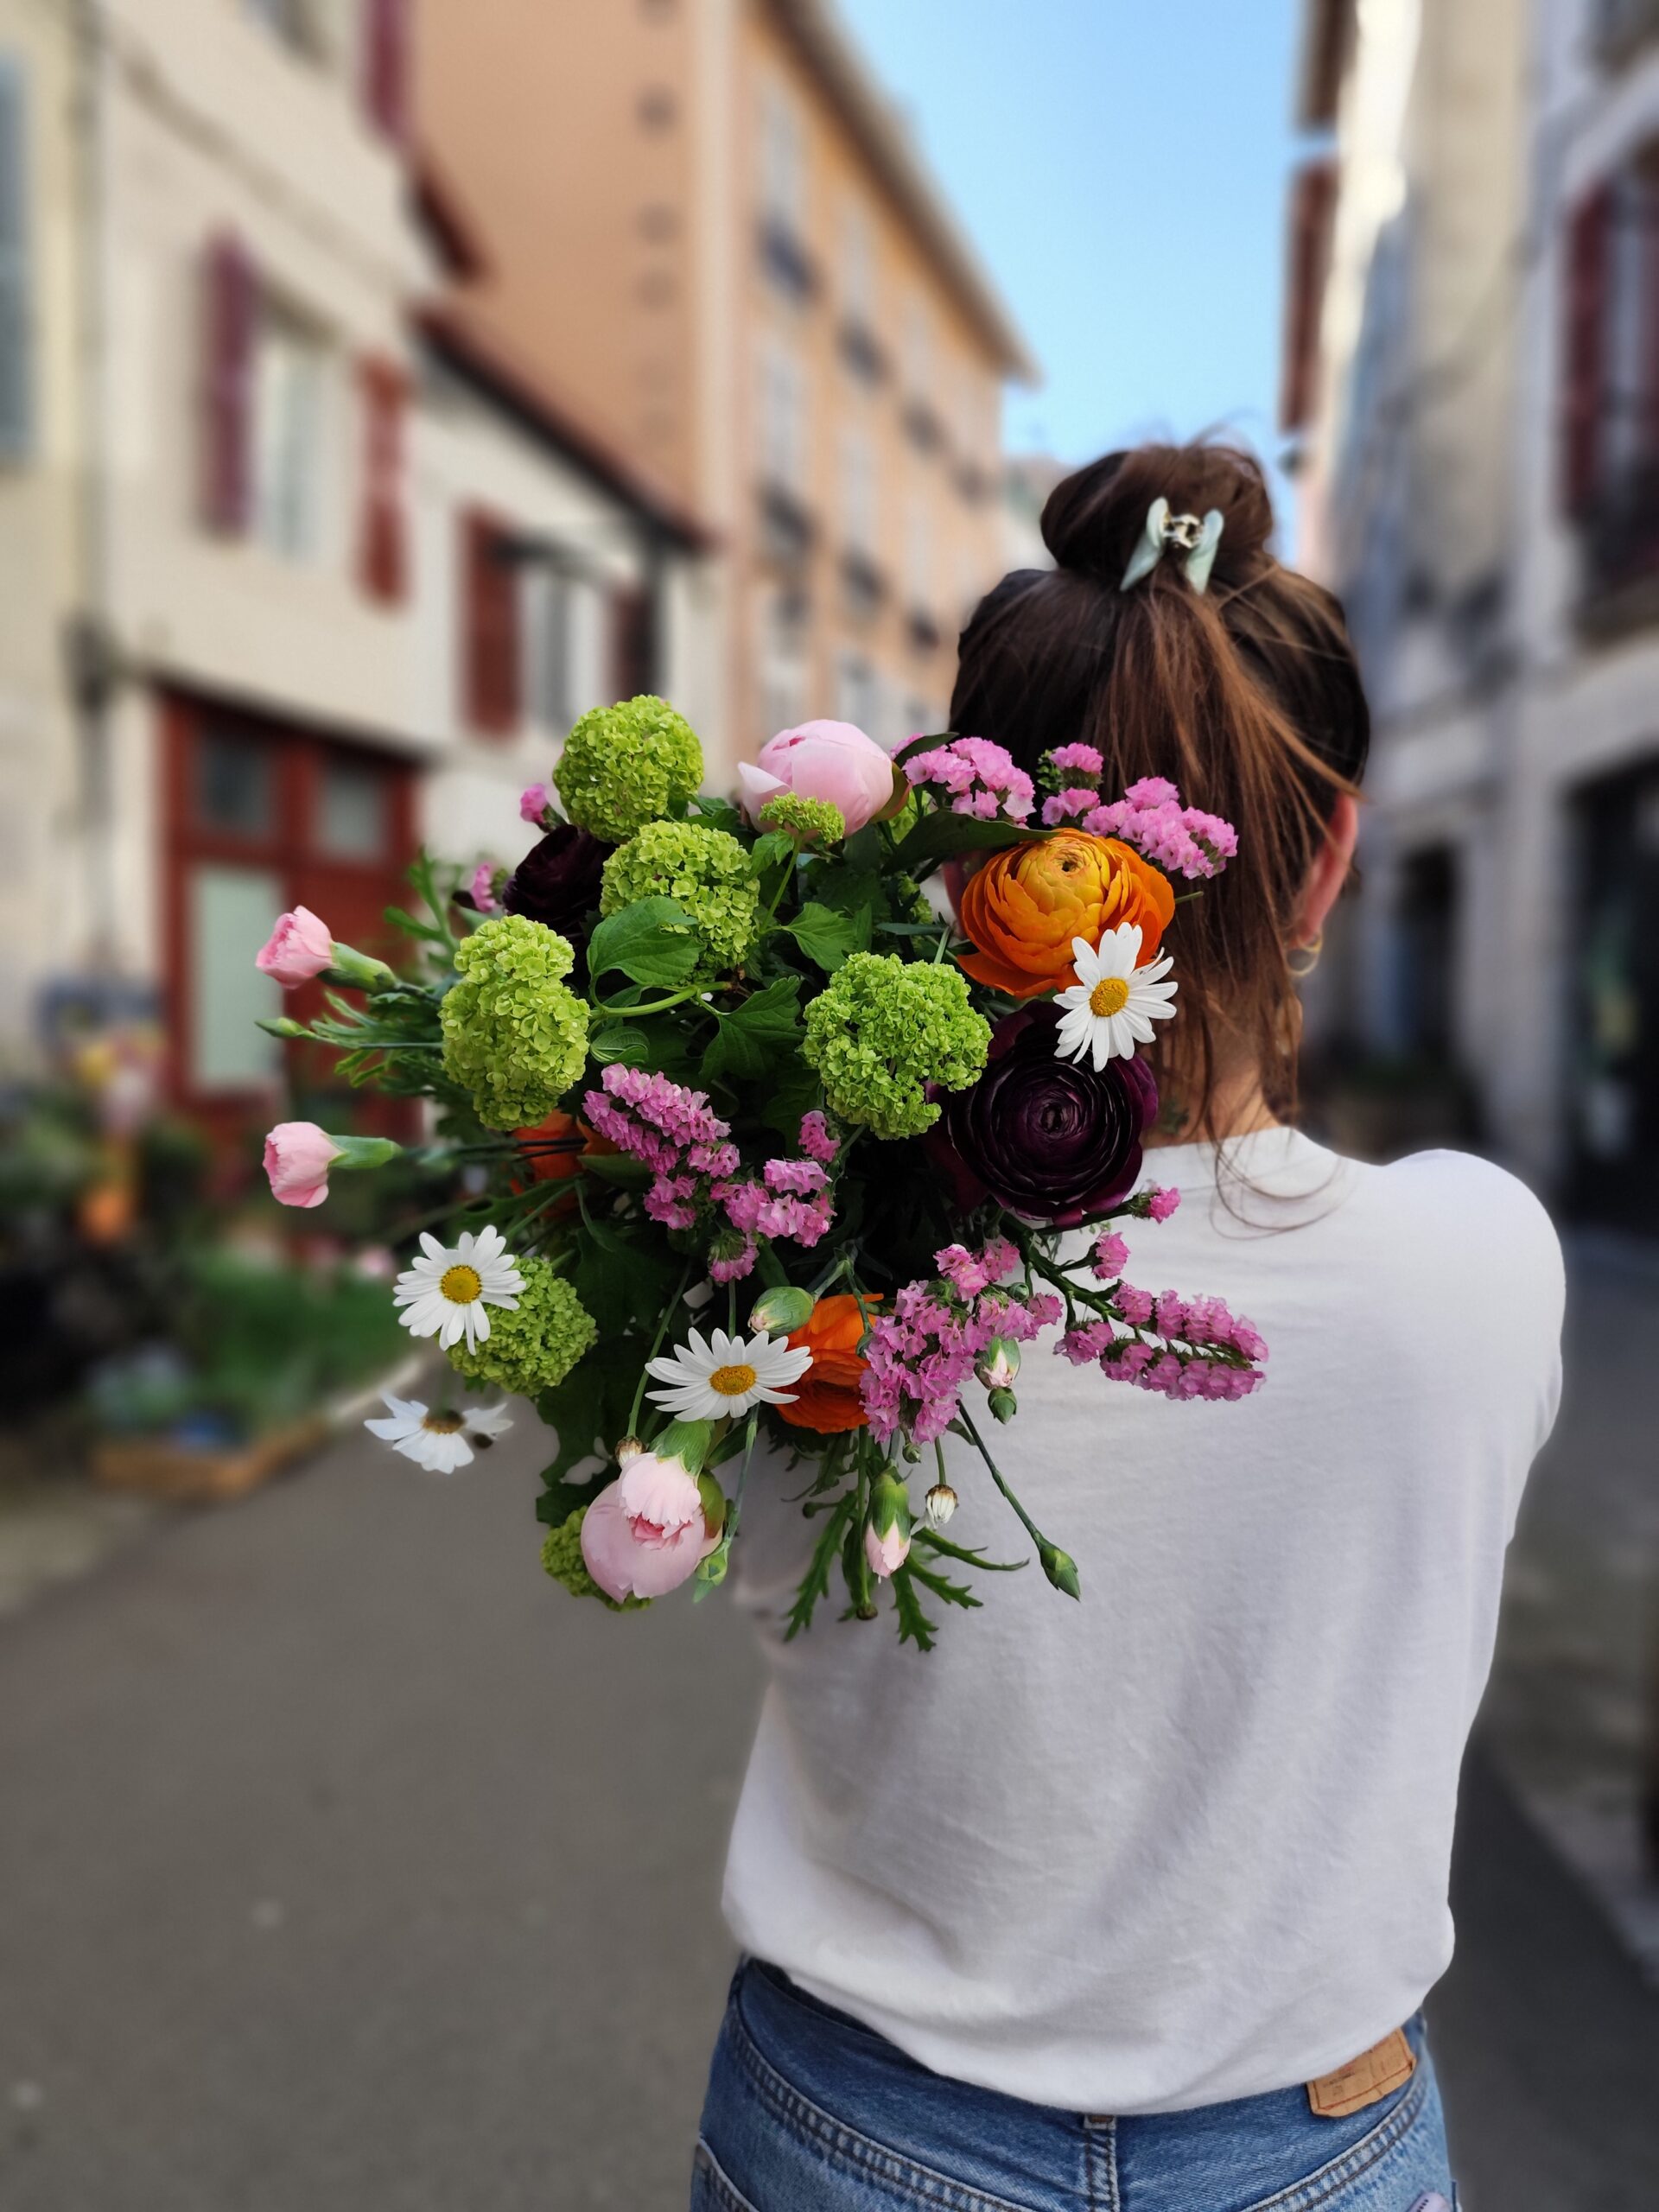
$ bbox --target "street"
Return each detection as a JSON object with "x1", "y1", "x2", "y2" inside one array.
[{"x1": 1, "y1": 1412, "x2": 1656, "y2": 2211}]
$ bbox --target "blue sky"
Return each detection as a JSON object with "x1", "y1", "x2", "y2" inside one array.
[{"x1": 837, "y1": 0, "x2": 1302, "y2": 507}]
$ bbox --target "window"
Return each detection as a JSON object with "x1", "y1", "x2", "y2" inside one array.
[
  {"x1": 0, "y1": 54, "x2": 30, "y2": 461},
  {"x1": 902, "y1": 294, "x2": 933, "y2": 397},
  {"x1": 903, "y1": 497, "x2": 932, "y2": 611},
  {"x1": 461, "y1": 510, "x2": 521, "y2": 735},
  {"x1": 834, "y1": 651, "x2": 884, "y2": 736},
  {"x1": 759, "y1": 340, "x2": 809, "y2": 493},
  {"x1": 244, "y1": 0, "x2": 327, "y2": 60},
  {"x1": 524, "y1": 568, "x2": 574, "y2": 733},
  {"x1": 251, "y1": 296, "x2": 327, "y2": 560},
  {"x1": 638, "y1": 86, "x2": 677, "y2": 131},
  {"x1": 839, "y1": 425, "x2": 875, "y2": 553},
  {"x1": 759, "y1": 79, "x2": 804, "y2": 232},
  {"x1": 316, "y1": 759, "x2": 388, "y2": 861},
  {"x1": 189, "y1": 863, "x2": 285, "y2": 1091},
  {"x1": 197, "y1": 730, "x2": 276, "y2": 838},
  {"x1": 757, "y1": 588, "x2": 809, "y2": 739},
  {"x1": 357, "y1": 355, "x2": 407, "y2": 603},
  {"x1": 1560, "y1": 151, "x2": 1659, "y2": 598}
]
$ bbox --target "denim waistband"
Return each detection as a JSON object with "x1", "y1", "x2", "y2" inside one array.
[{"x1": 727, "y1": 1959, "x2": 1438, "y2": 2212}]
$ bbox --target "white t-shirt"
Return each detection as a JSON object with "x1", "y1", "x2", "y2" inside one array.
[{"x1": 722, "y1": 1129, "x2": 1564, "y2": 2114}]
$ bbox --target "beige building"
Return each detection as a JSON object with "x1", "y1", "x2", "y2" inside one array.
[
  {"x1": 1287, "y1": 0, "x2": 1659, "y2": 1226},
  {"x1": 418, "y1": 0, "x2": 1036, "y2": 778},
  {"x1": 0, "y1": 0, "x2": 704, "y2": 1141}
]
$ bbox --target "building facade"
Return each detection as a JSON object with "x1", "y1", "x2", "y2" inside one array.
[
  {"x1": 0, "y1": 0, "x2": 705, "y2": 1147},
  {"x1": 1287, "y1": 0, "x2": 1659, "y2": 1224},
  {"x1": 417, "y1": 0, "x2": 1035, "y2": 780}
]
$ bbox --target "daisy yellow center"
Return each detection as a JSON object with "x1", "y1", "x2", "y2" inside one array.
[
  {"x1": 440, "y1": 1264, "x2": 483, "y2": 1305},
  {"x1": 708, "y1": 1363, "x2": 759, "y2": 1397},
  {"x1": 422, "y1": 1411, "x2": 466, "y2": 1434},
  {"x1": 1089, "y1": 976, "x2": 1131, "y2": 1018}
]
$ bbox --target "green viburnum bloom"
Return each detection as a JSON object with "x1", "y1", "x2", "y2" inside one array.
[
  {"x1": 447, "y1": 1259, "x2": 597, "y2": 1396},
  {"x1": 440, "y1": 915, "x2": 589, "y2": 1130},
  {"x1": 553, "y1": 696, "x2": 702, "y2": 845},
  {"x1": 600, "y1": 820, "x2": 760, "y2": 982},
  {"x1": 802, "y1": 952, "x2": 990, "y2": 1140},
  {"x1": 759, "y1": 792, "x2": 845, "y2": 845},
  {"x1": 539, "y1": 1510, "x2": 650, "y2": 1612}
]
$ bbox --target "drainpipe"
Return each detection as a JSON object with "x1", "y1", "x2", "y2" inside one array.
[{"x1": 65, "y1": 0, "x2": 119, "y2": 976}]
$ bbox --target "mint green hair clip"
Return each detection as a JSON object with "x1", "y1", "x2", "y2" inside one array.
[{"x1": 1119, "y1": 499, "x2": 1225, "y2": 595}]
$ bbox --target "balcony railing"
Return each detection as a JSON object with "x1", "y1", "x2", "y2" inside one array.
[
  {"x1": 1580, "y1": 458, "x2": 1659, "y2": 629},
  {"x1": 758, "y1": 218, "x2": 819, "y2": 305},
  {"x1": 757, "y1": 480, "x2": 817, "y2": 568},
  {"x1": 839, "y1": 547, "x2": 887, "y2": 620},
  {"x1": 1595, "y1": 0, "x2": 1659, "y2": 63},
  {"x1": 901, "y1": 397, "x2": 945, "y2": 456},
  {"x1": 837, "y1": 318, "x2": 889, "y2": 385},
  {"x1": 906, "y1": 606, "x2": 943, "y2": 655}
]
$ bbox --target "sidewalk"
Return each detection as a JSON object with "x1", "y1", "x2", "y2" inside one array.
[{"x1": 1480, "y1": 1232, "x2": 1659, "y2": 1974}]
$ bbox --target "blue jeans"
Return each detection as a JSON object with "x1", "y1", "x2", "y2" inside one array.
[{"x1": 693, "y1": 1960, "x2": 1456, "y2": 2211}]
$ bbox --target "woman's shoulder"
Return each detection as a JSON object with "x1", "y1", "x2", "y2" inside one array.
[{"x1": 1352, "y1": 1145, "x2": 1565, "y2": 1307}]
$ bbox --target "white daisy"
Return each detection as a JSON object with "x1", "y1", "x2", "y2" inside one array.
[
  {"x1": 363, "y1": 1395, "x2": 513, "y2": 1475},
  {"x1": 1053, "y1": 925, "x2": 1178, "y2": 1070},
  {"x1": 644, "y1": 1325, "x2": 813, "y2": 1421},
  {"x1": 392, "y1": 1225, "x2": 524, "y2": 1352}
]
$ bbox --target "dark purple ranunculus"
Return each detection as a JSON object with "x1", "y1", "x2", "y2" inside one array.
[
  {"x1": 930, "y1": 1005, "x2": 1158, "y2": 1230},
  {"x1": 503, "y1": 824, "x2": 607, "y2": 952}
]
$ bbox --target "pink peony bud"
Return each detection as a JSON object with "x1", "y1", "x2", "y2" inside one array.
[
  {"x1": 519, "y1": 783, "x2": 554, "y2": 827},
  {"x1": 255, "y1": 906, "x2": 334, "y2": 987},
  {"x1": 263, "y1": 1122, "x2": 343, "y2": 1209},
  {"x1": 580, "y1": 1455, "x2": 721, "y2": 1601},
  {"x1": 737, "y1": 719, "x2": 897, "y2": 836}
]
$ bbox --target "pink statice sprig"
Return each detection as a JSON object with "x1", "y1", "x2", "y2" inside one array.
[
  {"x1": 1038, "y1": 760, "x2": 1238, "y2": 883},
  {"x1": 904, "y1": 736, "x2": 1035, "y2": 825}
]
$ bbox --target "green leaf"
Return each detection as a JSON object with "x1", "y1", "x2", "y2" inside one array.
[
  {"x1": 783, "y1": 900, "x2": 869, "y2": 974},
  {"x1": 578, "y1": 1153, "x2": 652, "y2": 1190},
  {"x1": 748, "y1": 830, "x2": 795, "y2": 875},
  {"x1": 587, "y1": 898, "x2": 702, "y2": 988},
  {"x1": 913, "y1": 1529, "x2": 1027, "y2": 1573},
  {"x1": 535, "y1": 1338, "x2": 638, "y2": 1484},
  {"x1": 889, "y1": 1562, "x2": 938, "y2": 1651},
  {"x1": 701, "y1": 976, "x2": 804, "y2": 1088},
  {"x1": 758, "y1": 1058, "x2": 822, "y2": 1141},
  {"x1": 690, "y1": 794, "x2": 747, "y2": 838},
  {"x1": 810, "y1": 863, "x2": 885, "y2": 920},
  {"x1": 784, "y1": 1491, "x2": 857, "y2": 1640},
  {"x1": 904, "y1": 1555, "x2": 983, "y2": 1612},
  {"x1": 893, "y1": 812, "x2": 1050, "y2": 871}
]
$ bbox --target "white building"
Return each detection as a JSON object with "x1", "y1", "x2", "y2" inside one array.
[
  {"x1": 0, "y1": 0, "x2": 711, "y2": 1150},
  {"x1": 1287, "y1": 0, "x2": 1659, "y2": 1224}
]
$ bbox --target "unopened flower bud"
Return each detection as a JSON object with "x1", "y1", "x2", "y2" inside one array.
[
  {"x1": 864, "y1": 1468, "x2": 912, "y2": 1579},
  {"x1": 976, "y1": 1336, "x2": 1021, "y2": 1390},
  {"x1": 614, "y1": 1436, "x2": 646, "y2": 1464},
  {"x1": 748, "y1": 1284, "x2": 815, "y2": 1335},
  {"x1": 925, "y1": 1482, "x2": 957, "y2": 1528},
  {"x1": 1039, "y1": 1542, "x2": 1081, "y2": 1600},
  {"x1": 988, "y1": 1387, "x2": 1018, "y2": 1424}
]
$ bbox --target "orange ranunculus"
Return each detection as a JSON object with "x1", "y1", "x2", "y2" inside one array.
[
  {"x1": 513, "y1": 1110, "x2": 615, "y2": 1186},
  {"x1": 957, "y1": 830, "x2": 1176, "y2": 999},
  {"x1": 776, "y1": 1294, "x2": 880, "y2": 1433}
]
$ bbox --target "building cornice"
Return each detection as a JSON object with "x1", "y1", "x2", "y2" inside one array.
[{"x1": 765, "y1": 0, "x2": 1039, "y2": 383}]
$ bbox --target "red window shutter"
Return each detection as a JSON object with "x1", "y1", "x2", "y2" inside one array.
[
  {"x1": 1643, "y1": 168, "x2": 1659, "y2": 464},
  {"x1": 461, "y1": 510, "x2": 520, "y2": 735},
  {"x1": 1281, "y1": 159, "x2": 1335, "y2": 433},
  {"x1": 362, "y1": 0, "x2": 410, "y2": 144},
  {"x1": 1561, "y1": 184, "x2": 1613, "y2": 517},
  {"x1": 200, "y1": 232, "x2": 255, "y2": 534},
  {"x1": 358, "y1": 357, "x2": 408, "y2": 605},
  {"x1": 610, "y1": 584, "x2": 654, "y2": 701}
]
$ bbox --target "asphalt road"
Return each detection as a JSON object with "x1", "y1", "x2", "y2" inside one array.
[{"x1": 2, "y1": 1421, "x2": 1656, "y2": 2212}]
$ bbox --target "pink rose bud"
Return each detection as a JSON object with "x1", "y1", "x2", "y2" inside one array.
[
  {"x1": 263, "y1": 1122, "x2": 343, "y2": 1210},
  {"x1": 255, "y1": 906, "x2": 333, "y2": 987},
  {"x1": 736, "y1": 720, "x2": 897, "y2": 837},
  {"x1": 519, "y1": 783, "x2": 554, "y2": 827},
  {"x1": 469, "y1": 862, "x2": 505, "y2": 914}
]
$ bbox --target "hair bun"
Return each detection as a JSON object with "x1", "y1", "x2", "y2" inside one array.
[{"x1": 1040, "y1": 442, "x2": 1275, "y2": 586}]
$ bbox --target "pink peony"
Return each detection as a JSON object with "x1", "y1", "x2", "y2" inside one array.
[
  {"x1": 263, "y1": 1122, "x2": 342, "y2": 1209},
  {"x1": 255, "y1": 906, "x2": 333, "y2": 987},
  {"x1": 737, "y1": 719, "x2": 896, "y2": 836},
  {"x1": 864, "y1": 1519, "x2": 911, "y2": 1580},
  {"x1": 580, "y1": 1454, "x2": 721, "y2": 1601}
]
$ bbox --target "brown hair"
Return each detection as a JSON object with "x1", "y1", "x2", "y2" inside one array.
[{"x1": 950, "y1": 442, "x2": 1369, "y2": 1136}]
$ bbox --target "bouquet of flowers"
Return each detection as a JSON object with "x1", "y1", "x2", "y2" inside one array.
[{"x1": 256, "y1": 702, "x2": 1265, "y2": 1649}]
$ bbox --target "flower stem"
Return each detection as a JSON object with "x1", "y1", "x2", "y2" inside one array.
[
  {"x1": 588, "y1": 985, "x2": 704, "y2": 1027},
  {"x1": 957, "y1": 1402, "x2": 1080, "y2": 1599},
  {"x1": 626, "y1": 1254, "x2": 696, "y2": 1440}
]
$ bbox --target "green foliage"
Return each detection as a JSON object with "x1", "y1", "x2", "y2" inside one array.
[
  {"x1": 893, "y1": 811, "x2": 1048, "y2": 874},
  {"x1": 586, "y1": 897, "x2": 702, "y2": 991},
  {"x1": 783, "y1": 900, "x2": 870, "y2": 974},
  {"x1": 802, "y1": 954, "x2": 990, "y2": 1140},
  {"x1": 439, "y1": 916, "x2": 589, "y2": 1130},
  {"x1": 600, "y1": 822, "x2": 761, "y2": 982},
  {"x1": 700, "y1": 976, "x2": 804, "y2": 1089},
  {"x1": 554, "y1": 696, "x2": 703, "y2": 843},
  {"x1": 446, "y1": 1260, "x2": 596, "y2": 1396},
  {"x1": 535, "y1": 1336, "x2": 639, "y2": 1483}
]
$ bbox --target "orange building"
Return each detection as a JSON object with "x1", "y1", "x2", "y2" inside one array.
[{"x1": 417, "y1": 0, "x2": 1036, "y2": 779}]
